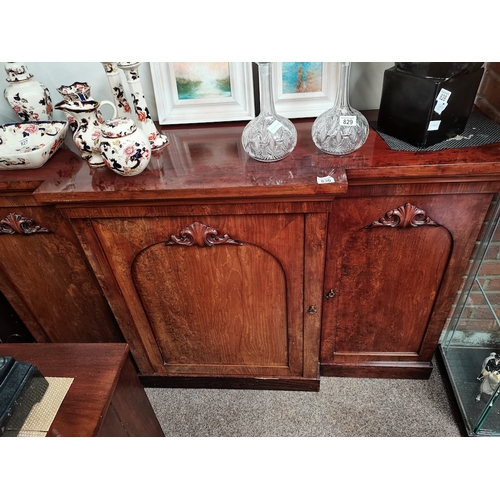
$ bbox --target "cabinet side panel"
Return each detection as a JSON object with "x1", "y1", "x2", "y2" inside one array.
[
  {"x1": 0, "y1": 208, "x2": 123, "y2": 343},
  {"x1": 99, "y1": 355, "x2": 164, "y2": 437}
]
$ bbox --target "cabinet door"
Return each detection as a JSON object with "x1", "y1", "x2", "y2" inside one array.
[
  {"x1": 321, "y1": 193, "x2": 492, "y2": 377},
  {"x1": 0, "y1": 207, "x2": 123, "y2": 343},
  {"x1": 90, "y1": 214, "x2": 306, "y2": 378}
]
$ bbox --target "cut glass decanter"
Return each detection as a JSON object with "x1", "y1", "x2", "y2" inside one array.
[
  {"x1": 242, "y1": 62, "x2": 297, "y2": 162},
  {"x1": 311, "y1": 62, "x2": 369, "y2": 155}
]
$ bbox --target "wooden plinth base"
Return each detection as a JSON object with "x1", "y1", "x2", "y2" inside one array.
[
  {"x1": 140, "y1": 375, "x2": 320, "y2": 392},
  {"x1": 320, "y1": 361, "x2": 433, "y2": 380}
]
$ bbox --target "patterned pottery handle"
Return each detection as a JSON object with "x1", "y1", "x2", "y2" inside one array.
[{"x1": 98, "y1": 100, "x2": 118, "y2": 119}]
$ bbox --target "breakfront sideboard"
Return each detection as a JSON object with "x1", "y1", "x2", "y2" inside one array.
[
  {"x1": 1, "y1": 111, "x2": 499, "y2": 390},
  {"x1": 33, "y1": 121, "x2": 348, "y2": 390}
]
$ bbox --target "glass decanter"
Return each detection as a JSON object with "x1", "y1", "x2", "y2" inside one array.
[
  {"x1": 311, "y1": 62, "x2": 369, "y2": 155},
  {"x1": 242, "y1": 62, "x2": 297, "y2": 162}
]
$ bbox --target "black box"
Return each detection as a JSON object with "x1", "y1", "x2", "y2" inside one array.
[
  {"x1": 377, "y1": 64, "x2": 484, "y2": 148},
  {"x1": 0, "y1": 356, "x2": 46, "y2": 435}
]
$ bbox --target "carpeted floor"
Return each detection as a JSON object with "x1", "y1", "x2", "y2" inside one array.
[{"x1": 145, "y1": 354, "x2": 465, "y2": 437}]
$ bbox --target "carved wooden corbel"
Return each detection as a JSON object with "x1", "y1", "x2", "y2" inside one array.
[
  {"x1": 0, "y1": 212, "x2": 51, "y2": 235},
  {"x1": 165, "y1": 221, "x2": 243, "y2": 247},
  {"x1": 366, "y1": 203, "x2": 439, "y2": 229}
]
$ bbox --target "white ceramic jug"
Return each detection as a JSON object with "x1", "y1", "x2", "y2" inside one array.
[{"x1": 55, "y1": 99, "x2": 117, "y2": 167}]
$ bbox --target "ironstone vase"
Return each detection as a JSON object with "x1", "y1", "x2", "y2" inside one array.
[
  {"x1": 3, "y1": 62, "x2": 53, "y2": 121},
  {"x1": 241, "y1": 62, "x2": 297, "y2": 162},
  {"x1": 101, "y1": 62, "x2": 135, "y2": 121},
  {"x1": 311, "y1": 62, "x2": 369, "y2": 155},
  {"x1": 117, "y1": 62, "x2": 168, "y2": 151}
]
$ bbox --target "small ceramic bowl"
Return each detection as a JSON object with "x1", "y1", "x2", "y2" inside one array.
[{"x1": 0, "y1": 121, "x2": 68, "y2": 170}]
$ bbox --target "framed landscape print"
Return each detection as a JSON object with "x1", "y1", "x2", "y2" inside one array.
[
  {"x1": 150, "y1": 62, "x2": 255, "y2": 125},
  {"x1": 271, "y1": 62, "x2": 338, "y2": 118}
]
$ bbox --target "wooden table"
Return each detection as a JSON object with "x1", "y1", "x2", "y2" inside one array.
[{"x1": 0, "y1": 343, "x2": 164, "y2": 437}]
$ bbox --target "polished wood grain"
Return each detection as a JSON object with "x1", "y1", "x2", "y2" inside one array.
[
  {"x1": 334, "y1": 216, "x2": 451, "y2": 353},
  {"x1": 31, "y1": 128, "x2": 341, "y2": 388},
  {"x1": 0, "y1": 156, "x2": 124, "y2": 344},
  {"x1": 33, "y1": 122, "x2": 347, "y2": 205},
  {"x1": 140, "y1": 374, "x2": 319, "y2": 391},
  {"x1": 134, "y1": 243, "x2": 289, "y2": 368},
  {"x1": 33, "y1": 112, "x2": 500, "y2": 207},
  {"x1": 303, "y1": 212, "x2": 328, "y2": 380},
  {"x1": 321, "y1": 191, "x2": 496, "y2": 378},
  {"x1": 14, "y1": 111, "x2": 500, "y2": 383},
  {"x1": 0, "y1": 343, "x2": 164, "y2": 437},
  {"x1": 81, "y1": 212, "x2": 312, "y2": 383},
  {"x1": 0, "y1": 147, "x2": 77, "y2": 193},
  {"x1": 0, "y1": 207, "x2": 122, "y2": 343}
]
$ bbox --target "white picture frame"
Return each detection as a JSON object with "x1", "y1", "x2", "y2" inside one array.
[
  {"x1": 271, "y1": 62, "x2": 338, "y2": 119},
  {"x1": 150, "y1": 62, "x2": 255, "y2": 125}
]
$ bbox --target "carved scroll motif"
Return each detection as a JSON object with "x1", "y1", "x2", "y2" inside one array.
[
  {"x1": 366, "y1": 203, "x2": 439, "y2": 229},
  {"x1": 0, "y1": 212, "x2": 51, "y2": 235},
  {"x1": 165, "y1": 221, "x2": 243, "y2": 247}
]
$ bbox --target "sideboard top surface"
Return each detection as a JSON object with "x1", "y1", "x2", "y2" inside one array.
[{"x1": 1, "y1": 110, "x2": 498, "y2": 204}]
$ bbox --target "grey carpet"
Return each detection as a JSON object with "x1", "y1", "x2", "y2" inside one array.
[{"x1": 145, "y1": 356, "x2": 463, "y2": 437}]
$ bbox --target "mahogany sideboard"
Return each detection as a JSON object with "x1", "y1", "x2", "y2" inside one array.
[
  {"x1": 1, "y1": 110, "x2": 499, "y2": 389},
  {"x1": 0, "y1": 343, "x2": 164, "y2": 436}
]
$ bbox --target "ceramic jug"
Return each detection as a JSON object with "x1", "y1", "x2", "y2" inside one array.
[
  {"x1": 56, "y1": 82, "x2": 105, "y2": 135},
  {"x1": 100, "y1": 117, "x2": 151, "y2": 176},
  {"x1": 55, "y1": 99, "x2": 117, "y2": 167}
]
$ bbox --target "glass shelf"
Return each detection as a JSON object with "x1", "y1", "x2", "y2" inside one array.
[{"x1": 440, "y1": 193, "x2": 500, "y2": 436}]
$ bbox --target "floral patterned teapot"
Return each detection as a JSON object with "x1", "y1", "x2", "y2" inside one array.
[{"x1": 99, "y1": 117, "x2": 151, "y2": 176}]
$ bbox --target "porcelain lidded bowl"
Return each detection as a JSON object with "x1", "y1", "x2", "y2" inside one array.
[
  {"x1": 0, "y1": 121, "x2": 68, "y2": 170},
  {"x1": 99, "y1": 117, "x2": 151, "y2": 176}
]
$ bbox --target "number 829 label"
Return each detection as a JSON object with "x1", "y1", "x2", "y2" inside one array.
[{"x1": 340, "y1": 116, "x2": 357, "y2": 127}]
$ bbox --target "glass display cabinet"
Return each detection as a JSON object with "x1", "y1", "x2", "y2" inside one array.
[{"x1": 440, "y1": 194, "x2": 500, "y2": 436}]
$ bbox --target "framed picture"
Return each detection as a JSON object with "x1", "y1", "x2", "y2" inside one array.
[
  {"x1": 271, "y1": 62, "x2": 338, "y2": 119},
  {"x1": 150, "y1": 62, "x2": 256, "y2": 125}
]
